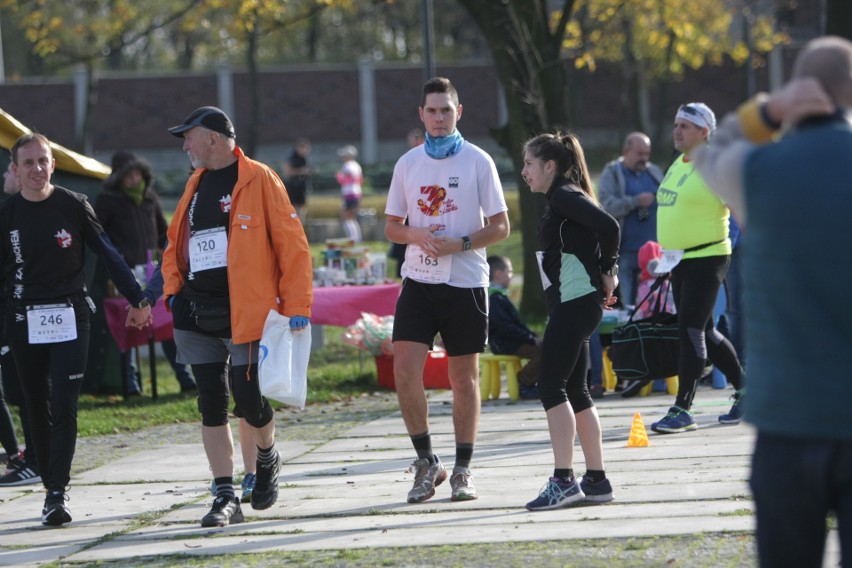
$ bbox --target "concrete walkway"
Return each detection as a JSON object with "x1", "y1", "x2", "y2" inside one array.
[{"x1": 0, "y1": 385, "x2": 840, "y2": 566}]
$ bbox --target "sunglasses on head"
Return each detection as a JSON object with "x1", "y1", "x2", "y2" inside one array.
[{"x1": 678, "y1": 104, "x2": 701, "y2": 117}]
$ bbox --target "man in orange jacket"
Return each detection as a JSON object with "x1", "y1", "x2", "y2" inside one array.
[{"x1": 158, "y1": 106, "x2": 312, "y2": 528}]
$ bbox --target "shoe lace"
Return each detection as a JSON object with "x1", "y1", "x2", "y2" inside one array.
[
  {"x1": 451, "y1": 469, "x2": 472, "y2": 488},
  {"x1": 408, "y1": 459, "x2": 434, "y2": 484},
  {"x1": 211, "y1": 494, "x2": 237, "y2": 510},
  {"x1": 667, "y1": 406, "x2": 692, "y2": 420},
  {"x1": 46, "y1": 490, "x2": 70, "y2": 505},
  {"x1": 539, "y1": 479, "x2": 572, "y2": 503},
  {"x1": 257, "y1": 455, "x2": 279, "y2": 477}
]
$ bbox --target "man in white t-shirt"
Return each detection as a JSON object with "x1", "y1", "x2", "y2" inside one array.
[{"x1": 385, "y1": 77, "x2": 510, "y2": 504}]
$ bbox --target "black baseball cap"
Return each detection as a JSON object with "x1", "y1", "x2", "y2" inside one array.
[{"x1": 168, "y1": 106, "x2": 235, "y2": 138}]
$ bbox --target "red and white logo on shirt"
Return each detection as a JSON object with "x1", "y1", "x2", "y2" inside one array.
[
  {"x1": 55, "y1": 229, "x2": 73, "y2": 248},
  {"x1": 219, "y1": 195, "x2": 232, "y2": 213},
  {"x1": 418, "y1": 185, "x2": 447, "y2": 217}
]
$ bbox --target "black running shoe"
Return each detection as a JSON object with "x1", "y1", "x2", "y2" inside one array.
[
  {"x1": 201, "y1": 495, "x2": 244, "y2": 527},
  {"x1": 620, "y1": 378, "x2": 651, "y2": 398},
  {"x1": 0, "y1": 457, "x2": 41, "y2": 486},
  {"x1": 251, "y1": 450, "x2": 281, "y2": 510},
  {"x1": 41, "y1": 491, "x2": 72, "y2": 526}
]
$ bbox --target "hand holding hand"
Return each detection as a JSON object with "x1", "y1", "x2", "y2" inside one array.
[
  {"x1": 125, "y1": 304, "x2": 153, "y2": 329},
  {"x1": 290, "y1": 315, "x2": 310, "y2": 330}
]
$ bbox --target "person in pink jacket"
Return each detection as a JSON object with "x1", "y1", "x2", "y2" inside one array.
[{"x1": 336, "y1": 145, "x2": 363, "y2": 242}]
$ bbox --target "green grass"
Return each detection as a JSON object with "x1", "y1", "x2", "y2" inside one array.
[{"x1": 65, "y1": 328, "x2": 385, "y2": 438}]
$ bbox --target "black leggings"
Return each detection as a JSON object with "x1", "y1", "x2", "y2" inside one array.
[
  {"x1": 0, "y1": 370, "x2": 20, "y2": 458},
  {"x1": 193, "y1": 361, "x2": 273, "y2": 429},
  {"x1": 0, "y1": 349, "x2": 36, "y2": 468},
  {"x1": 671, "y1": 255, "x2": 743, "y2": 409},
  {"x1": 6, "y1": 301, "x2": 90, "y2": 492},
  {"x1": 539, "y1": 292, "x2": 603, "y2": 412}
]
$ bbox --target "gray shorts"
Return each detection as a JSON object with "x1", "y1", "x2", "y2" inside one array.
[{"x1": 173, "y1": 328, "x2": 259, "y2": 366}]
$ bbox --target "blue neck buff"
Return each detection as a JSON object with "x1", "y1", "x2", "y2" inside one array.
[{"x1": 424, "y1": 129, "x2": 465, "y2": 160}]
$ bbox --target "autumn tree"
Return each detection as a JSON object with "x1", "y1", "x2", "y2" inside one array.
[
  {"x1": 456, "y1": 0, "x2": 792, "y2": 317},
  {"x1": 564, "y1": 0, "x2": 786, "y2": 145},
  {"x1": 457, "y1": 0, "x2": 575, "y2": 318},
  {"x1": 0, "y1": 0, "x2": 205, "y2": 151}
]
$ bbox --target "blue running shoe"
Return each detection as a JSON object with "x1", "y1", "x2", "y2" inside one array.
[
  {"x1": 651, "y1": 406, "x2": 697, "y2": 434},
  {"x1": 580, "y1": 476, "x2": 614, "y2": 503},
  {"x1": 241, "y1": 472, "x2": 256, "y2": 503},
  {"x1": 719, "y1": 390, "x2": 745, "y2": 424},
  {"x1": 525, "y1": 477, "x2": 585, "y2": 511}
]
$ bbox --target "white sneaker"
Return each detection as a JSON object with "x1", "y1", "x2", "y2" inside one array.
[
  {"x1": 450, "y1": 466, "x2": 478, "y2": 501},
  {"x1": 406, "y1": 457, "x2": 447, "y2": 503}
]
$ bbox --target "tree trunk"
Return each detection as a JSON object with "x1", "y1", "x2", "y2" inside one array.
[
  {"x1": 78, "y1": 61, "x2": 98, "y2": 155},
  {"x1": 245, "y1": 17, "x2": 261, "y2": 158},
  {"x1": 826, "y1": 0, "x2": 852, "y2": 40},
  {"x1": 457, "y1": 0, "x2": 576, "y2": 320}
]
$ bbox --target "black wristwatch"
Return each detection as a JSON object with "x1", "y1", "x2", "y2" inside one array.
[
  {"x1": 462, "y1": 235, "x2": 472, "y2": 252},
  {"x1": 135, "y1": 299, "x2": 151, "y2": 309},
  {"x1": 602, "y1": 264, "x2": 618, "y2": 277}
]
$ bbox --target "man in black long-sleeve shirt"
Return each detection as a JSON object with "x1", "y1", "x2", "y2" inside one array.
[{"x1": 486, "y1": 256, "x2": 540, "y2": 399}]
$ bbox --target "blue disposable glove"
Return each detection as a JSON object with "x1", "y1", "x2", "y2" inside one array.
[{"x1": 290, "y1": 316, "x2": 310, "y2": 330}]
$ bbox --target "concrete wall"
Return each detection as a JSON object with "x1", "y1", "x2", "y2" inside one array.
[{"x1": 0, "y1": 54, "x2": 800, "y2": 182}]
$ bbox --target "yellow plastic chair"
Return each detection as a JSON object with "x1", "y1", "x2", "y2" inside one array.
[
  {"x1": 479, "y1": 354, "x2": 523, "y2": 401},
  {"x1": 602, "y1": 347, "x2": 618, "y2": 391}
]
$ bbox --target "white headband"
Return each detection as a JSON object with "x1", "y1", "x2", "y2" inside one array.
[{"x1": 676, "y1": 102, "x2": 716, "y2": 133}]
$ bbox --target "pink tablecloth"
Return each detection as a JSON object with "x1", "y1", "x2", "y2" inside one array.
[
  {"x1": 103, "y1": 298, "x2": 174, "y2": 351},
  {"x1": 103, "y1": 283, "x2": 401, "y2": 350},
  {"x1": 312, "y1": 283, "x2": 401, "y2": 327}
]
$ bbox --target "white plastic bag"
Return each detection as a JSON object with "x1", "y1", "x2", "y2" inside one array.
[{"x1": 258, "y1": 310, "x2": 311, "y2": 409}]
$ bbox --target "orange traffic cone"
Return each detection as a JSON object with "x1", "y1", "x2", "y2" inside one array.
[{"x1": 627, "y1": 412, "x2": 650, "y2": 447}]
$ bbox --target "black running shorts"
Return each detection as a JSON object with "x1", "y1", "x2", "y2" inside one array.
[{"x1": 392, "y1": 279, "x2": 488, "y2": 356}]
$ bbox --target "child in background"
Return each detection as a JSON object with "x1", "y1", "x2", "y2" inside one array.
[{"x1": 487, "y1": 255, "x2": 542, "y2": 399}]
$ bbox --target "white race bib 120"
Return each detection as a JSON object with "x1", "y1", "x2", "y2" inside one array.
[
  {"x1": 27, "y1": 304, "x2": 76, "y2": 344},
  {"x1": 189, "y1": 227, "x2": 228, "y2": 273},
  {"x1": 655, "y1": 249, "x2": 685, "y2": 274},
  {"x1": 404, "y1": 244, "x2": 452, "y2": 284}
]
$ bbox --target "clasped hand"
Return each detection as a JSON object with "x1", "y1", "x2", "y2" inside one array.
[
  {"x1": 125, "y1": 304, "x2": 153, "y2": 330},
  {"x1": 601, "y1": 274, "x2": 619, "y2": 310},
  {"x1": 412, "y1": 226, "x2": 459, "y2": 258}
]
